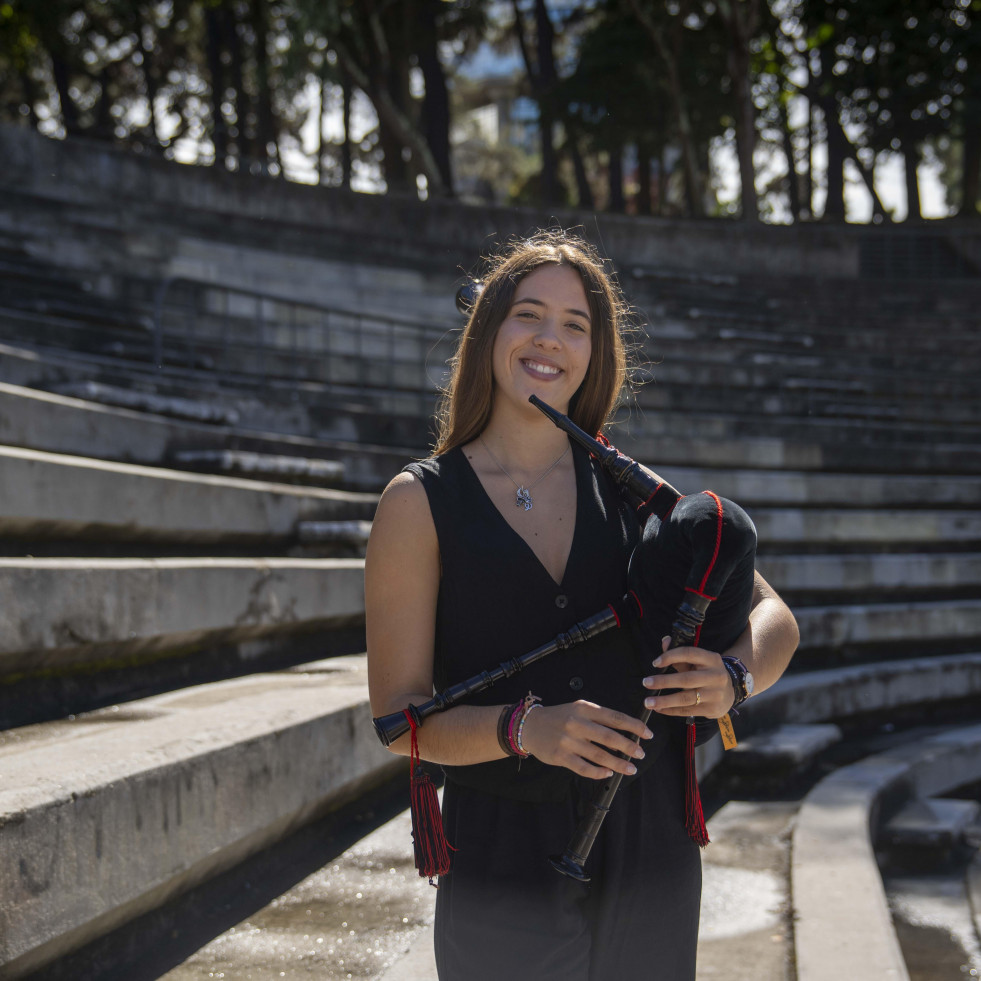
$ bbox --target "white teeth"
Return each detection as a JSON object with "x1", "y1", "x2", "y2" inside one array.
[{"x1": 523, "y1": 360, "x2": 560, "y2": 376}]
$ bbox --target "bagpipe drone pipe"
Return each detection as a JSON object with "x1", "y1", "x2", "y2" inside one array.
[{"x1": 371, "y1": 396, "x2": 757, "y2": 882}]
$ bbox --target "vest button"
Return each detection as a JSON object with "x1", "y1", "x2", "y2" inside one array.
[
  {"x1": 555, "y1": 594, "x2": 569, "y2": 609},
  {"x1": 569, "y1": 676, "x2": 584, "y2": 691}
]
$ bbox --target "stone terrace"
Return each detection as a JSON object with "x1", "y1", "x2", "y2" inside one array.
[{"x1": 0, "y1": 125, "x2": 979, "y2": 980}]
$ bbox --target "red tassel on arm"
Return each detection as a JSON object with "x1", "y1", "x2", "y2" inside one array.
[
  {"x1": 684, "y1": 718, "x2": 710, "y2": 847},
  {"x1": 404, "y1": 709, "x2": 455, "y2": 886}
]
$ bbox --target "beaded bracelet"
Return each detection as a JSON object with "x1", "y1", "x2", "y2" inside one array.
[
  {"x1": 507, "y1": 692, "x2": 542, "y2": 758},
  {"x1": 515, "y1": 702, "x2": 542, "y2": 756},
  {"x1": 497, "y1": 702, "x2": 521, "y2": 757}
]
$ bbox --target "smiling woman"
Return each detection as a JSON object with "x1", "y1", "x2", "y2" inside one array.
[{"x1": 364, "y1": 229, "x2": 799, "y2": 981}]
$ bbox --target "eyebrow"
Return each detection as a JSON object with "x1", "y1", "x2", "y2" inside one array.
[{"x1": 512, "y1": 297, "x2": 592, "y2": 323}]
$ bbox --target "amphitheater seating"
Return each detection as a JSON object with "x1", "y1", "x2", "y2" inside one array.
[{"x1": 0, "y1": 128, "x2": 979, "y2": 979}]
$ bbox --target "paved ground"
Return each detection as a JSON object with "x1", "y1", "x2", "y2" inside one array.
[{"x1": 159, "y1": 798, "x2": 798, "y2": 981}]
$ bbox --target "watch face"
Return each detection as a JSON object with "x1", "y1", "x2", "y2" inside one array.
[{"x1": 745, "y1": 672, "x2": 755, "y2": 696}]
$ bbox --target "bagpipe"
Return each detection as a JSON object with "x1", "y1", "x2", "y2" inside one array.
[{"x1": 371, "y1": 396, "x2": 757, "y2": 882}]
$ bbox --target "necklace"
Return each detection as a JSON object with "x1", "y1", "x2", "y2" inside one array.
[{"x1": 479, "y1": 436, "x2": 570, "y2": 511}]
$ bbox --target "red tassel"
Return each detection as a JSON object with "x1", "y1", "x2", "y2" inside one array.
[
  {"x1": 404, "y1": 710, "x2": 454, "y2": 885},
  {"x1": 684, "y1": 719, "x2": 710, "y2": 847}
]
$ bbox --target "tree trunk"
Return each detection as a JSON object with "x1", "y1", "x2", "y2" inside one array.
[
  {"x1": 718, "y1": 0, "x2": 760, "y2": 221},
  {"x1": 803, "y1": 91, "x2": 814, "y2": 219},
  {"x1": 249, "y1": 0, "x2": 278, "y2": 174},
  {"x1": 49, "y1": 50, "x2": 80, "y2": 136},
  {"x1": 903, "y1": 142, "x2": 921, "y2": 221},
  {"x1": 204, "y1": 7, "x2": 228, "y2": 165},
  {"x1": 417, "y1": 0, "x2": 453, "y2": 195},
  {"x1": 534, "y1": 0, "x2": 559, "y2": 205},
  {"x1": 341, "y1": 69, "x2": 353, "y2": 190},
  {"x1": 608, "y1": 148, "x2": 625, "y2": 213},
  {"x1": 224, "y1": 7, "x2": 248, "y2": 170},
  {"x1": 959, "y1": 85, "x2": 981, "y2": 218},
  {"x1": 332, "y1": 39, "x2": 447, "y2": 195},
  {"x1": 626, "y1": 0, "x2": 702, "y2": 217},
  {"x1": 779, "y1": 101, "x2": 801, "y2": 221},
  {"x1": 818, "y1": 49, "x2": 845, "y2": 221},
  {"x1": 637, "y1": 144, "x2": 652, "y2": 216}
]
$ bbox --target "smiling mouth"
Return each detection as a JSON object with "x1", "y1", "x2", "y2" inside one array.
[{"x1": 521, "y1": 359, "x2": 562, "y2": 378}]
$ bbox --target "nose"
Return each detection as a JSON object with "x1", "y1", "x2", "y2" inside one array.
[{"x1": 533, "y1": 317, "x2": 562, "y2": 349}]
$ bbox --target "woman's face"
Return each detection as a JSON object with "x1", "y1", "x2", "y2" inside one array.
[{"x1": 490, "y1": 264, "x2": 593, "y2": 416}]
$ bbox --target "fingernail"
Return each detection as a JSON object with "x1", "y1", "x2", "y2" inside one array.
[
  {"x1": 643, "y1": 728, "x2": 653, "y2": 739},
  {"x1": 652, "y1": 657, "x2": 663, "y2": 667},
  {"x1": 626, "y1": 764, "x2": 637, "y2": 775},
  {"x1": 633, "y1": 747, "x2": 645, "y2": 759},
  {"x1": 644, "y1": 697, "x2": 656, "y2": 710},
  {"x1": 643, "y1": 675, "x2": 655, "y2": 687}
]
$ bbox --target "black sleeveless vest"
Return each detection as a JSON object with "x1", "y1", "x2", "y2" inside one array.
[{"x1": 404, "y1": 442, "x2": 654, "y2": 802}]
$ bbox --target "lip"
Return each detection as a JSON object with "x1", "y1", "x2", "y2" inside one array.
[{"x1": 519, "y1": 357, "x2": 563, "y2": 380}]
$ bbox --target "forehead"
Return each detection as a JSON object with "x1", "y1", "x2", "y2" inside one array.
[{"x1": 513, "y1": 264, "x2": 589, "y2": 306}]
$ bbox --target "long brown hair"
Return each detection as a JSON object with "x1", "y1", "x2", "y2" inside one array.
[{"x1": 434, "y1": 229, "x2": 633, "y2": 455}]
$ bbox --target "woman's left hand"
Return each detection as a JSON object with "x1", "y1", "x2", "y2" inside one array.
[{"x1": 641, "y1": 636, "x2": 735, "y2": 719}]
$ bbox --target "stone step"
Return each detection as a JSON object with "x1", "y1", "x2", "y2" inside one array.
[
  {"x1": 879, "y1": 797, "x2": 981, "y2": 854},
  {"x1": 626, "y1": 404, "x2": 981, "y2": 451},
  {"x1": 0, "y1": 339, "x2": 437, "y2": 446},
  {"x1": 296, "y1": 520, "x2": 374, "y2": 548},
  {"x1": 738, "y1": 652, "x2": 981, "y2": 736},
  {"x1": 792, "y1": 723, "x2": 981, "y2": 981},
  {"x1": 793, "y1": 599, "x2": 981, "y2": 653},
  {"x1": 623, "y1": 426, "x2": 981, "y2": 474},
  {"x1": 0, "y1": 381, "x2": 416, "y2": 491},
  {"x1": 173, "y1": 449, "x2": 346, "y2": 487},
  {"x1": 0, "y1": 655, "x2": 400, "y2": 980},
  {"x1": 51, "y1": 380, "x2": 240, "y2": 426},
  {"x1": 0, "y1": 445, "x2": 376, "y2": 545},
  {"x1": 757, "y1": 553, "x2": 981, "y2": 596},
  {"x1": 656, "y1": 466, "x2": 981, "y2": 508},
  {"x1": 750, "y1": 509, "x2": 981, "y2": 547},
  {"x1": 727, "y1": 723, "x2": 843, "y2": 771},
  {"x1": 0, "y1": 557, "x2": 365, "y2": 685}
]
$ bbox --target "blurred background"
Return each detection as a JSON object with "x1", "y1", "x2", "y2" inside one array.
[{"x1": 0, "y1": 2, "x2": 979, "y2": 980}]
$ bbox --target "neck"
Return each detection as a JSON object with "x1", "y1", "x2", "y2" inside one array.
[{"x1": 480, "y1": 406, "x2": 570, "y2": 472}]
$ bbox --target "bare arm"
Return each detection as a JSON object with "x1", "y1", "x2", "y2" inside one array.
[{"x1": 365, "y1": 471, "x2": 649, "y2": 776}]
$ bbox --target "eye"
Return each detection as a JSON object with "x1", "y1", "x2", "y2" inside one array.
[{"x1": 567, "y1": 321, "x2": 588, "y2": 333}]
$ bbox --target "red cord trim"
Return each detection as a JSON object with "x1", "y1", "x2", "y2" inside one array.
[
  {"x1": 628, "y1": 589, "x2": 644, "y2": 619},
  {"x1": 684, "y1": 586, "x2": 719, "y2": 602},
  {"x1": 607, "y1": 603, "x2": 621, "y2": 628},
  {"x1": 697, "y1": 491, "x2": 724, "y2": 595}
]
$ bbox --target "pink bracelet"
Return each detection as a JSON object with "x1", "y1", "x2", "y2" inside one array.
[
  {"x1": 515, "y1": 702, "x2": 542, "y2": 756},
  {"x1": 508, "y1": 693, "x2": 542, "y2": 757}
]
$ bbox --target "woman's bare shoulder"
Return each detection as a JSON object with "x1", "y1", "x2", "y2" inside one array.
[{"x1": 369, "y1": 470, "x2": 436, "y2": 552}]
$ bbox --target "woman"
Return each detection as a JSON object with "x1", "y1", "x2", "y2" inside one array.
[{"x1": 366, "y1": 230, "x2": 799, "y2": 980}]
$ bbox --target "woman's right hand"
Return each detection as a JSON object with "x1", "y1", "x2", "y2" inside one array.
[{"x1": 519, "y1": 701, "x2": 651, "y2": 779}]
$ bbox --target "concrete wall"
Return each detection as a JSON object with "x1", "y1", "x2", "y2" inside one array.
[{"x1": 6, "y1": 123, "x2": 974, "y2": 282}]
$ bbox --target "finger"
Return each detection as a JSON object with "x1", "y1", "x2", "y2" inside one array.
[
  {"x1": 644, "y1": 687, "x2": 706, "y2": 713},
  {"x1": 582, "y1": 721, "x2": 647, "y2": 760},
  {"x1": 642, "y1": 666, "x2": 718, "y2": 690},
  {"x1": 652, "y1": 647, "x2": 720, "y2": 670},
  {"x1": 577, "y1": 742, "x2": 640, "y2": 777},
  {"x1": 591, "y1": 708, "x2": 653, "y2": 742}
]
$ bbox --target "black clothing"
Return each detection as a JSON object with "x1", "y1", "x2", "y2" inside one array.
[{"x1": 404, "y1": 444, "x2": 701, "y2": 980}]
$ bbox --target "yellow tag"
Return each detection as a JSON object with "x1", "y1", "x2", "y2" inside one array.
[{"x1": 718, "y1": 713, "x2": 737, "y2": 750}]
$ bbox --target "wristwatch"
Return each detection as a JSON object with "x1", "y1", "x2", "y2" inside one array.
[{"x1": 722, "y1": 656, "x2": 754, "y2": 707}]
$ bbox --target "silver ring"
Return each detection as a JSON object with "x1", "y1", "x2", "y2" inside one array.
[{"x1": 695, "y1": 690, "x2": 701, "y2": 706}]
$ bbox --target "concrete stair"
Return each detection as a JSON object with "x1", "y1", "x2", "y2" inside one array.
[{"x1": 0, "y1": 125, "x2": 979, "y2": 980}]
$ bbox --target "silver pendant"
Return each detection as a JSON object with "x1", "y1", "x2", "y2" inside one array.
[{"x1": 515, "y1": 487, "x2": 533, "y2": 511}]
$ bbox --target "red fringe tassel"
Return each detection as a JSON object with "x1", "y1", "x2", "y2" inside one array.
[
  {"x1": 684, "y1": 719, "x2": 710, "y2": 847},
  {"x1": 405, "y1": 710, "x2": 454, "y2": 885}
]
